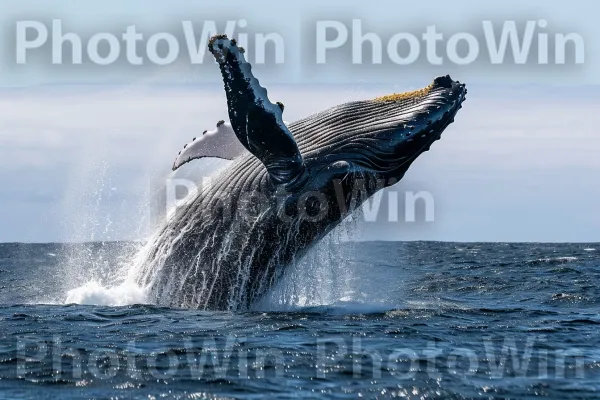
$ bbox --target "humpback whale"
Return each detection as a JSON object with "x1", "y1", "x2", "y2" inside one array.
[{"x1": 137, "y1": 35, "x2": 467, "y2": 310}]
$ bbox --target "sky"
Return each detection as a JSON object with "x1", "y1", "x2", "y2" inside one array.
[{"x1": 0, "y1": 0, "x2": 598, "y2": 243}]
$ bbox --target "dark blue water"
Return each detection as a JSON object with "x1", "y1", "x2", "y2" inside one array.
[{"x1": 1, "y1": 242, "x2": 599, "y2": 399}]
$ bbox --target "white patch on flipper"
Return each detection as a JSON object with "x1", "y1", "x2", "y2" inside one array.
[
  {"x1": 172, "y1": 120, "x2": 291, "y2": 171},
  {"x1": 172, "y1": 121, "x2": 246, "y2": 170}
]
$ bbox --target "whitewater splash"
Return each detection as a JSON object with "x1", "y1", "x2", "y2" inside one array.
[
  {"x1": 58, "y1": 156, "x2": 224, "y2": 307},
  {"x1": 61, "y1": 240, "x2": 153, "y2": 307},
  {"x1": 65, "y1": 280, "x2": 147, "y2": 306},
  {"x1": 62, "y1": 239, "x2": 354, "y2": 309},
  {"x1": 62, "y1": 213, "x2": 364, "y2": 309}
]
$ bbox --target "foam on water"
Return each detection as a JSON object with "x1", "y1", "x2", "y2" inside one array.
[{"x1": 65, "y1": 279, "x2": 148, "y2": 306}]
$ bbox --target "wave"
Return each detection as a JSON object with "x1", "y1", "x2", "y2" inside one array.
[
  {"x1": 257, "y1": 300, "x2": 399, "y2": 315},
  {"x1": 525, "y1": 256, "x2": 578, "y2": 266}
]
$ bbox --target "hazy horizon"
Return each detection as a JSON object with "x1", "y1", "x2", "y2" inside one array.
[
  {"x1": 1, "y1": 83, "x2": 599, "y2": 243},
  {"x1": 0, "y1": 0, "x2": 598, "y2": 243}
]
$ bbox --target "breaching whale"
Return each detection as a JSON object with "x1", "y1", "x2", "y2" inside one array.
[{"x1": 137, "y1": 35, "x2": 467, "y2": 310}]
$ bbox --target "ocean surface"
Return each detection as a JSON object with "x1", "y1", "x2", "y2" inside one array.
[{"x1": 1, "y1": 241, "x2": 599, "y2": 399}]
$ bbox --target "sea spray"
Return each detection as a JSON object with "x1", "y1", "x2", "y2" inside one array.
[
  {"x1": 60, "y1": 242, "x2": 145, "y2": 306},
  {"x1": 256, "y1": 209, "x2": 364, "y2": 310},
  {"x1": 58, "y1": 152, "x2": 228, "y2": 306}
]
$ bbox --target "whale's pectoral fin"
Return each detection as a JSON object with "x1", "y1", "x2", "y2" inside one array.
[
  {"x1": 208, "y1": 35, "x2": 304, "y2": 185},
  {"x1": 172, "y1": 121, "x2": 247, "y2": 171}
]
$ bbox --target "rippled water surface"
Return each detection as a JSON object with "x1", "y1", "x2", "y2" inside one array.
[{"x1": 1, "y1": 241, "x2": 599, "y2": 399}]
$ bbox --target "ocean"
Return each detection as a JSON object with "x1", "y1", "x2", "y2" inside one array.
[{"x1": 0, "y1": 241, "x2": 599, "y2": 399}]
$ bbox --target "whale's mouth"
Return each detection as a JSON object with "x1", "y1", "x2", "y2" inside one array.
[
  {"x1": 303, "y1": 75, "x2": 467, "y2": 179},
  {"x1": 374, "y1": 75, "x2": 467, "y2": 176}
]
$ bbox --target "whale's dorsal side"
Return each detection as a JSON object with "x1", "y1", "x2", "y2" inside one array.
[
  {"x1": 172, "y1": 119, "x2": 292, "y2": 171},
  {"x1": 208, "y1": 35, "x2": 304, "y2": 185},
  {"x1": 172, "y1": 121, "x2": 246, "y2": 171}
]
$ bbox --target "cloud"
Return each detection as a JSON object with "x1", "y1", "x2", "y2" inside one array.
[{"x1": 0, "y1": 84, "x2": 598, "y2": 242}]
